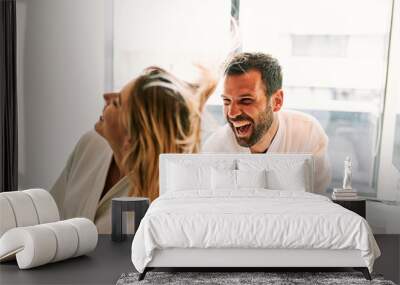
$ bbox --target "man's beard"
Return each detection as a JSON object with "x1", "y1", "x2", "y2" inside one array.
[{"x1": 227, "y1": 105, "x2": 274, "y2": 147}]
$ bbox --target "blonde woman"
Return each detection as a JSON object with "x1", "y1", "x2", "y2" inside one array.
[{"x1": 51, "y1": 67, "x2": 216, "y2": 234}]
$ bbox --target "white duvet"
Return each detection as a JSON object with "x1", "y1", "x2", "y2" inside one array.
[{"x1": 131, "y1": 190, "x2": 380, "y2": 273}]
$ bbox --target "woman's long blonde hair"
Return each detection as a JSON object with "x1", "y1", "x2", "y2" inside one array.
[{"x1": 122, "y1": 67, "x2": 216, "y2": 201}]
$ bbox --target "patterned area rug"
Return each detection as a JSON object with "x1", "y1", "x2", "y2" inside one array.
[{"x1": 116, "y1": 271, "x2": 396, "y2": 285}]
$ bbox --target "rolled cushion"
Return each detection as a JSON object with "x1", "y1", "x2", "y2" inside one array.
[
  {"x1": 42, "y1": 221, "x2": 79, "y2": 262},
  {"x1": 0, "y1": 226, "x2": 57, "y2": 268},
  {"x1": 65, "y1": 218, "x2": 98, "y2": 257},
  {"x1": 0, "y1": 191, "x2": 39, "y2": 227},
  {"x1": 0, "y1": 196, "x2": 17, "y2": 237},
  {"x1": 0, "y1": 189, "x2": 60, "y2": 238},
  {"x1": 24, "y1": 189, "x2": 60, "y2": 223},
  {"x1": 0, "y1": 218, "x2": 98, "y2": 269}
]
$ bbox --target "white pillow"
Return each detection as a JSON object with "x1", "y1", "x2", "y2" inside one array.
[
  {"x1": 168, "y1": 162, "x2": 211, "y2": 191},
  {"x1": 236, "y1": 169, "x2": 267, "y2": 189},
  {"x1": 211, "y1": 168, "x2": 236, "y2": 190},
  {"x1": 237, "y1": 159, "x2": 308, "y2": 191},
  {"x1": 266, "y1": 164, "x2": 306, "y2": 191},
  {"x1": 211, "y1": 169, "x2": 268, "y2": 190}
]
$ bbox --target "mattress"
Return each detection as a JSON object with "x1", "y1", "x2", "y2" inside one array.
[{"x1": 131, "y1": 190, "x2": 380, "y2": 273}]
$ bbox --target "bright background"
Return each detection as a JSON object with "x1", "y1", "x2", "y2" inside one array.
[{"x1": 16, "y1": 0, "x2": 400, "y2": 233}]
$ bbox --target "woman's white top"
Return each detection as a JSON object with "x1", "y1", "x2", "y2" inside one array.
[
  {"x1": 50, "y1": 131, "x2": 130, "y2": 234},
  {"x1": 202, "y1": 110, "x2": 331, "y2": 194}
]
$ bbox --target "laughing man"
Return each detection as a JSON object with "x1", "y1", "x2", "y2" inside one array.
[{"x1": 202, "y1": 52, "x2": 331, "y2": 194}]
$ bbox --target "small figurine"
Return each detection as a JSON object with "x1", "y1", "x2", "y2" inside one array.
[{"x1": 342, "y1": 156, "x2": 352, "y2": 190}]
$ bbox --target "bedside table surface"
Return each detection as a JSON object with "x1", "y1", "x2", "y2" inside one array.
[{"x1": 332, "y1": 198, "x2": 366, "y2": 202}]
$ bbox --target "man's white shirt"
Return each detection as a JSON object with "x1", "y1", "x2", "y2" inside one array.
[{"x1": 202, "y1": 110, "x2": 331, "y2": 194}]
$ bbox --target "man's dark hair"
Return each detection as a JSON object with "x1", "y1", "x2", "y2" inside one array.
[{"x1": 224, "y1": 52, "x2": 282, "y2": 97}]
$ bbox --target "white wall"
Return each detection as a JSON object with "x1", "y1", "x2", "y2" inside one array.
[
  {"x1": 367, "y1": 0, "x2": 400, "y2": 234},
  {"x1": 17, "y1": 0, "x2": 106, "y2": 190}
]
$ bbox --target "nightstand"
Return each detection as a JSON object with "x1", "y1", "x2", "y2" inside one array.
[
  {"x1": 332, "y1": 198, "x2": 366, "y2": 218},
  {"x1": 111, "y1": 197, "x2": 150, "y2": 242}
]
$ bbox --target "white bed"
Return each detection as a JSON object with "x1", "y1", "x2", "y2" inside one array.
[{"x1": 131, "y1": 154, "x2": 380, "y2": 280}]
